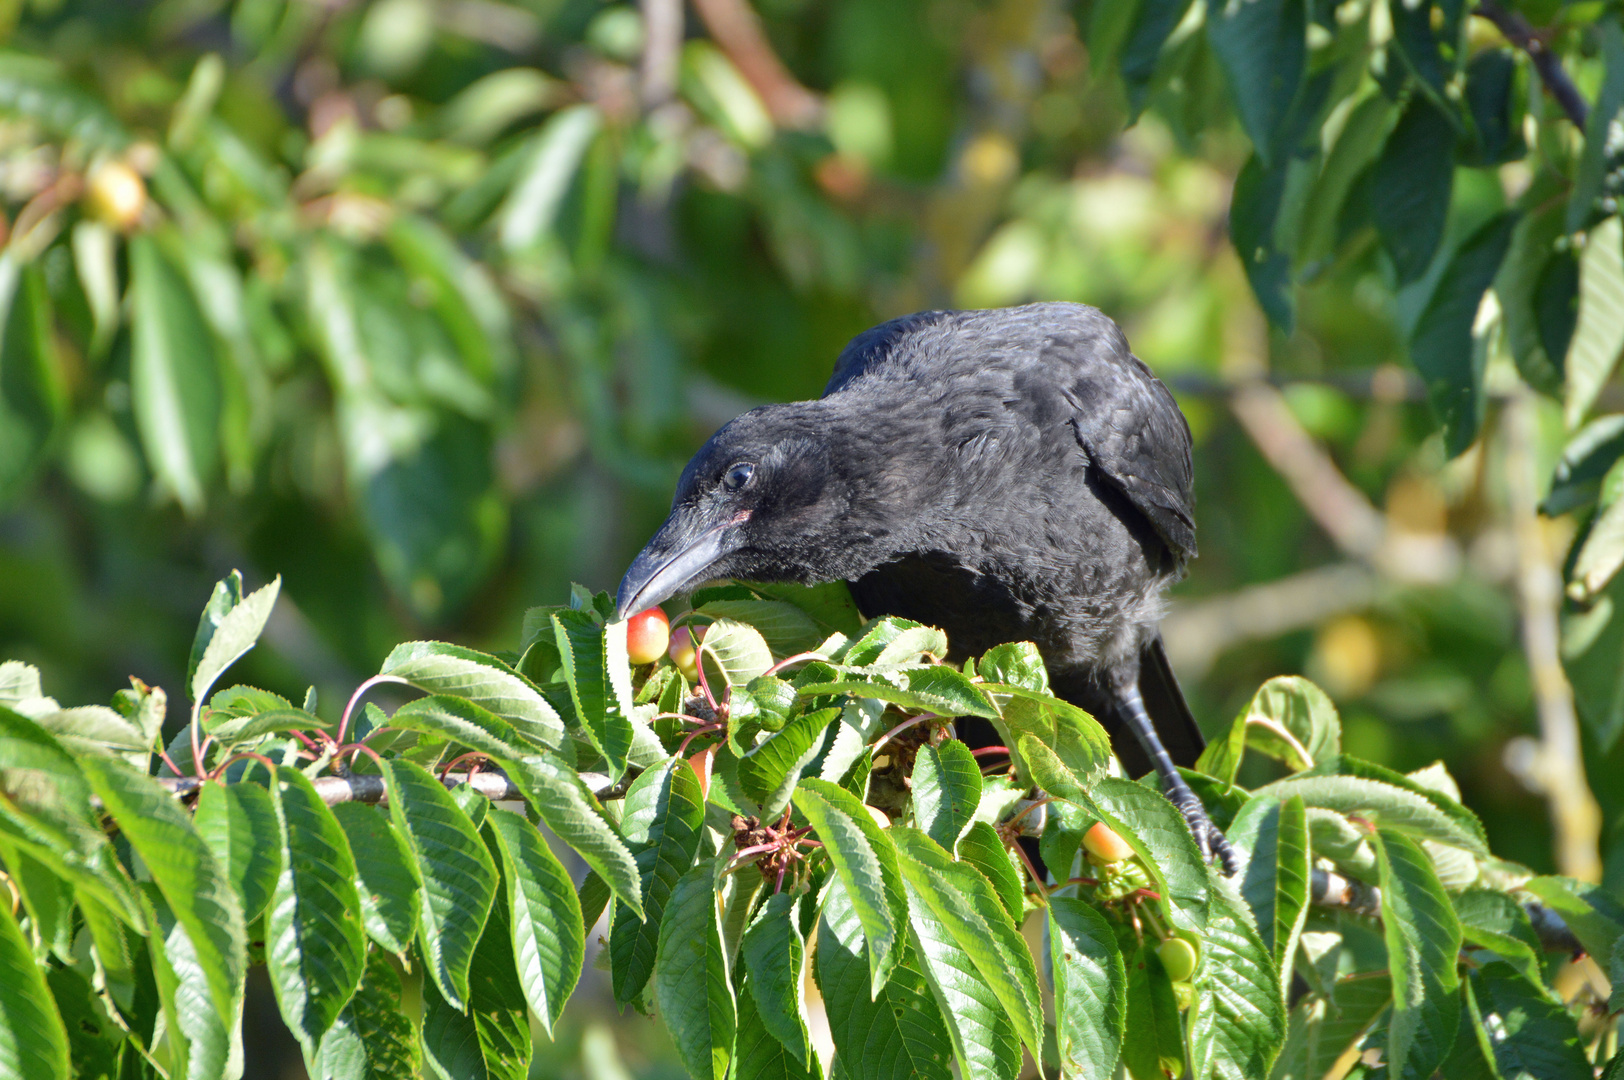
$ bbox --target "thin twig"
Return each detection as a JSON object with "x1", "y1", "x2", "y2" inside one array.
[
  {"x1": 639, "y1": 0, "x2": 682, "y2": 108},
  {"x1": 690, "y1": 0, "x2": 822, "y2": 127},
  {"x1": 1476, "y1": 0, "x2": 1589, "y2": 128},
  {"x1": 1502, "y1": 391, "x2": 1603, "y2": 883}
]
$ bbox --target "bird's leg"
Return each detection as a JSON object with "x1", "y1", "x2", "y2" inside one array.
[{"x1": 1116, "y1": 681, "x2": 1239, "y2": 876}]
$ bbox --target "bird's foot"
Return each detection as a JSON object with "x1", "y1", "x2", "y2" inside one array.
[{"x1": 1166, "y1": 783, "x2": 1239, "y2": 877}]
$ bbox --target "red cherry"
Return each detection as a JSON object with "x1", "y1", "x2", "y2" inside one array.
[
  {"x1": 625, "y1": 608, "x2": 670, "y2": 665},
  {"x1": 668, "y1": 625, "x2": 702, "y2": 680},
  {"x1": 1082, "y1": 822, "x2": 1134, "y2": 863}
]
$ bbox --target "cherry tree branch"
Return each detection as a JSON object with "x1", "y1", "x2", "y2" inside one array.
[{"x1": 1476, "y1": 0, "x2": 1589, "y2": 129}]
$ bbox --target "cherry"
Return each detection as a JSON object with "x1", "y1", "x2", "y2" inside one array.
[
  {"x1": 625, "y1": 607, "x2": 670, "y2": 665},
  {"x1": 1156, "y1": 936, "x2": 1199, "y2": 982},
  {"x1": 1082, "y1": 821, "x2": 1134, "y2": 863},
  {"x1": 668, "y1": 625, "x2": 702, "y2": 680},
  {"x1": 85, "y1": 160, "x2": 146, "y2": 231}
]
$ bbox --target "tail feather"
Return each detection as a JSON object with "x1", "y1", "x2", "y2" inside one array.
[{"x1": 1136, "y1": 634, "x2": 1205, "y2": 768}]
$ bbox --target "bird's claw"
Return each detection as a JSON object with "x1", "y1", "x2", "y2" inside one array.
[{"x1": 1167, "y1": 785, "x2": 1239, "y2": 877}]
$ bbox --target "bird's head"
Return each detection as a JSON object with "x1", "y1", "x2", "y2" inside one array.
[{"x1": 616, "y1": 404, "x2": 863, "y2": 620}]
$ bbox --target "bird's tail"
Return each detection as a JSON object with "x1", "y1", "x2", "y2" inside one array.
[{"x1": 1135, "y1": 634, "x2": 1205, "y2": 769}]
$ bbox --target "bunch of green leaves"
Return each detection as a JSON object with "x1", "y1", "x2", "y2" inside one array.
[{"x1": 1, "y1": 573, "x2": 1619, "y2": 1079}]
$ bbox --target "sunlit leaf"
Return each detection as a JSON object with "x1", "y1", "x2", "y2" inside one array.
[
  {"x1": 331, "y1": 802, "x2": 419, "y2": 956},
  {"x1": 655, "y1": 861, "x2": 735, "y2": 1080},
  {"x1": 1374, "y1": 827, "x2": 1462, "y2": 1080},
  {"x1": 484, "y1": 807, "x2": 583, "y2": 1037},
  {"x1": 0, "y1": 894, "x2": 69, "y2": 1080},
  {"x1": 911, "y1": 739, "x2": 981, "y2": 852},
  {"x1": 194, "y1": 781, "x2": 280, "y2": 925},
  {"x1": 610, "y1": 757, "x2": 705, "y2": 1005},
  {"x1": 1048, "y1": 896, "x2": 1126, "y2": 1080},
  {"x1": 741, "y1": 893, "x2": 812, "y2": 1067}
]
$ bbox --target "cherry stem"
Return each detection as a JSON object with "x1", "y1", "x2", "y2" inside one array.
[
  {"x1": 763, "y1": 651, "x2": 824, "y2": 677},
  {"x1": 675, "y1": 722, "x2": 723, "y2": 758},
  {"x1": 1006, "y1": 796, "x2": 1052, "y2": 829},
  {"x1": 1046, "y1": 876, "x2": 1100, "y2": 893},
  {"x1": 344, "y1": 742, "x2": 386, "y2": 769},
  {"x1": 212, "y1": 751, "x2": 278, "y2": 780},
  {"x1": 440, "y1": 751, "x2": 487, "y2": 782},
  {"x1": 337, "y1": 674, "x2": 411, "y2": 746},
  {"x1": 693, "y1": 643, "x2": 721, "y2": 715},
  {"x1": 872, "y1": 713, "x2": 939, "y2": 753},
  {"x1": 155, "y1": 747, "x2": 188, "y2": 779},
  {"x1": 970, "y1": 745, "x2": 1010, "y2": 758},
  {"x1": 1011, "y1": 841, "x2": 1048, "y2": 901}
]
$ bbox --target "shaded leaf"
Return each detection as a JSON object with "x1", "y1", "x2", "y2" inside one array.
[
  {"x1": 911, "y1": 739, "x2": 981, "y2": 852},
  {"x1": 956, "y1": 821, "x2": 1023, "y2": 921},
  {"x1": 655, "y1": 862, "x2": 735, "y2": 1080},
  {"x1": 194, "y1": 781, "x2": 280, "y2": 925},
  {"x1": 1374, "y1": 827, "x2": 1462, "y2": 1080},
  {"x1": 611, "y1": 757, "x2": 705, "y2": 1005},
  {"x1": 0, "y1": 894, "x2": 69, "y2": 1080},
  {"x1": 792, "y1": 778, "x2": 909, "y2": 995},
  {"x1": 1567, "y1": 215, "x2": 1624, "y2": 429},
  {"x1": 816, "y1": 878, "x2": 952, "y2": 1080},
  {"x1": 553, "y1": 609, "x2": 634, "y2": 778},
  {"x1": 741, "y1": 893, "x2": 811, "y2": 1067},
  {"x1": 1469, "y1": 962, "x2": 1590, "y2": 1080},
  {"x1": 1374, "y1": 97, "x2": 1456, "y2": 284},
  {"x1": 331, "y1": 802, "x2": 419, "y2": 956},
  {"x1": 1048, "y1": 897, "x2": 1127, "y2": 1080},
  {"x1": 382, "y1": 758, "x2": 498, "y2": 1011},
  {"x1": 736, "y1": 979, "x2": 821, "y2": 1080},
  {"x1": 1190, "y1": 871, "x2": 1289, "y2": 1080},
  {"x1": 484, "y1": 806, "x2": 583, "y2": 1037},
  {"x1": 312, "y1": 950, "x2": 422, "y2": 1080}
]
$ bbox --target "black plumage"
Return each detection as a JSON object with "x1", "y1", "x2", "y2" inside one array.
[{"x1": 616, "y1": 301, "x2": 1232, "y2": 868}]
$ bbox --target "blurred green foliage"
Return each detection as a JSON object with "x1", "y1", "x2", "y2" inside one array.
[{"x1": 4, "y1": 0, "x2": 1624, "y2": 1070}]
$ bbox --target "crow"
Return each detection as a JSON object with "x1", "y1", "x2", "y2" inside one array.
[{"x1": 615, "y1": 301, "x2": 1234, "y2": 871}]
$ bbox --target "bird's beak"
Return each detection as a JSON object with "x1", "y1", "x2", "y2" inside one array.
[{"x1": 615, "y1": 509, "x2": 752, "y2": 621}]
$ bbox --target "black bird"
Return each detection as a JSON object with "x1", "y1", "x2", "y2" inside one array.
[{"x1": 615, "y1": 302, "x2": 1233, "y2": 870}]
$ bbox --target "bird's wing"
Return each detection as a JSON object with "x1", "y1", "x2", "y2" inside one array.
[{"x1": 1041, "y1": 307, "x2": 1198, "y2": 561}]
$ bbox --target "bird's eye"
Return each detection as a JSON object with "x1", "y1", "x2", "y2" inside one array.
[{"x1": 723, "y1": 462, "x2": 755, "y2": 490}]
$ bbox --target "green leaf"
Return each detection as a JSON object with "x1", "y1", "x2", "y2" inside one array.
[
  {"x1": 744, "y1": 580, "x2": 865, "y2": 638},
  {"x1": 1374, "y1": 827, "x2": 1462, "y2": 1080},
  {"x1": 740, "y1": 707, "x2": 840, "y2": 817},
  {"x1": 911, "y1": 739, "x2": 981, "y2": 852},
  {"x1": 1189, "y1": 872, "x2": 1288, "y2": 1080},
  {"x1": 501, "y1": 748, "x2": 644, "y2": 920},
  {"x1": 1568, "y1": 21, "x2": 1624, "y2": 233},
  {"x1": 890, "y1": 828, "x2": 1043, "y2": 1056},
  {"x1": 1499, "y1": 194, "x2": 1572, "y2": 397},
  {"x1": 380, "y1": 641, "x2": 565, "y2": 751},
  {"x1": 498, "y1": 104, "x2": 601, "y2": 251},
  {"x1": 420, "y1": 881, "x2": 531, "y2": 1080},
  {"x1": 1374, "y1": 97, "x2": 1456, "y2": 285},
  {"x1": 75, "y1": 754, "x2": 244, "y2": 1036},
  {"x1": 904, "y1": 878, "x2": 1021, "y2": 1080},
  {"x1": 0, "y1": 54, "x2": 127, "y2": 149},
  {"x1": 187, "y1": 576, "x2": 280, "y2": 705},
  {"x1": 1566, "y1": 216, "x2": 1624, "y2": 429},
  {"x1": 331, "y1": 803, "x2": 419, "y2": 956},
  {"x1": 194, "y1": 781, "x2": 280, "y2": 925},
  {"x1": 992, "y1": 686, "x2": 1113, "y2": 786},
  {"x1": 553, "y1": 610, "x2": 634, "y2": 778},
  {"x1": 146, "y1": 886, "x2": 232, "y2": 1080},
  {"x1": 1468, "y1": 962, "x2": 1591, "y2": 1080},
  {"x1": 1411, "y1": 211, "x2": 1517, "y2": 457},
  {"x1": 187, "y1": 573, "x2": 240, "y2": 700},
  {"x1": 655, "y1": 862, "x2": 735, "y2": 1080},
  {"x1": 736, "y1": 978, "x2": 822, "y2": 1080},
  {"x1": 1388, "y1": 0, "x2": 1457, "y2": 104},
  {"x1": 976, "y1": 642, "x2": 1048, "y2": 693},
  {"x1": 792, "y1": 778, "x2": 909, "y2": 995},
  {"x1": 1243, "y1": 675, "x2": 1340, "y2": 770},
  {"x1": 204, "y1": 707, "x2": 323, "y2": 745},
  {"x1": 611, "y1": 757, "x2": 705, "y2": 1005},
  {"x1": 1455, "y1": 889, "x2": 1545, "y2": 991},
  {"x1": 1570, "y1": 482, "x2": 1624, "y2": 600},
  {"x1": 1297, "y1": 92, "x2": 1399, "y2": 270},
  {"x1": 1048, "y1": 897, "x2": 1126, "y2": 1080},
  {"x1": 1228, "y1": 794, "x2": 1310, "y2": 988},
  {"x1": 0, "y1": 893, "x2": 69, "y2": 1080},
  {"x1": 483, "y1": 806, "x2": 583, "y2": 1038},
  {"x1": 956, "y1": 821, "x2": 1022, "y2": 921},
  {"x1": 1230, "y1": 151, "x2": 1295, "y2": 330},
  {"x1": 1121, "y1": 935, "x2": 1185, "y2": 1080},
  {"x1": 799, "y1": 667, "x2": 999, "y2": 720},
  {"x1": 816, "y1": 878, "x2": 953, "y2": 1080},
  {"x1": 1270, "y1": 973, "x2": 1391, "y2": 1080},
  {"x1": 129, "y1": 233, "x2": 221, "y2": 516},
  {"x1": 385, "y1": 214, "x2": 514, "y2": 385},
  {"x1": 741, "y1": 893, "x2": 811, "y2": 1067},
  {"x1": 266, "y1": 767, "x2": 367, "y2": 1059},
  {"x1": 1087, "y1": 774, "x2": 1210, "y2": 929},
  {"x1": 43, "y1": 967, "x2": 117, "y2": 1080},
  {"x1": 1252, "y1": 771, "x2": 1487, "y2": 854},
  {"x1": 382, "y1": 758, "x2": 498, "y2": 1011},
  {"x1": 1119, "y1": 0, "x2": 1196, "y2": 118},
  {"x1": 695, "y1": 599, "x2": 822, "y2": 656},
  {"x1": 1562, "y1": 566, "x2": 1624, "y2": 749},
  {"x1": 699, "y1": 617, "x2": 775, "y2": 689},
  {"x1": 1204, "y1": 0, "x2": 1304, "y2": 162},
  {"x1": 312, "y1": 949, "x2": 422, "y2": 1080},
  {"x1": 0, "y1": 260, "x2": 65, "y2": 505}
]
